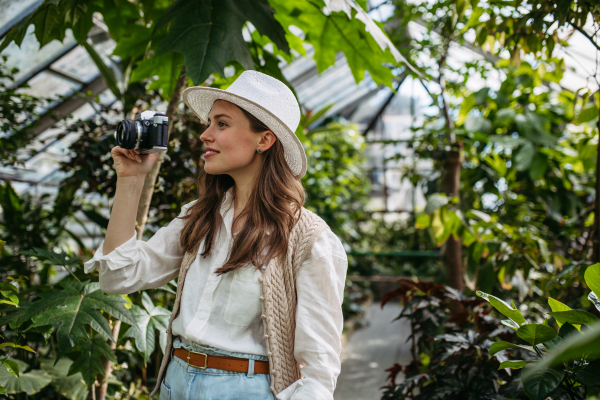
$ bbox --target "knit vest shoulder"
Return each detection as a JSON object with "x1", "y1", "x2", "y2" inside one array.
[{"x1": 150, "y1": 207, "x2": 330, "y2": 397}]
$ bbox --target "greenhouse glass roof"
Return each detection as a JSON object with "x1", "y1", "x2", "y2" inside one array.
[{"x1": 0, "y1": 0, "x2": 598, "y2": 217}]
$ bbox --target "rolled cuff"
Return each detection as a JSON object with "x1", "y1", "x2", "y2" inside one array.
[
  {"x1": 275, "y1": 379, "x2": 303, "y2": 400},
  {"x1": 275, "y1": 378, "x2": 331, "y2": 400},
  {"x1": 83, "y1": 232, "x2": 138, "y2": 274}
]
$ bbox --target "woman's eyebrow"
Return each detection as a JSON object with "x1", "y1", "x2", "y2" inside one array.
[{"x1": 207, "y1": 113, "x2": 232, "y2": 122}]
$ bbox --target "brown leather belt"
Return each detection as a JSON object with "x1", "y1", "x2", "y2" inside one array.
[{"x1": 173, "y1": 348, "x2": 269, "y2": 374}]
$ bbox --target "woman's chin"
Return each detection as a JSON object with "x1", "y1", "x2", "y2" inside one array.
[{"x1": 203, "y1": 164, "x2": 226, "y2": 175}]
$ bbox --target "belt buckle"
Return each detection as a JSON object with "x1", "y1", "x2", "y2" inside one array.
[{"x1": 187, "y1": 350, "x2": 208, "y2": 369}]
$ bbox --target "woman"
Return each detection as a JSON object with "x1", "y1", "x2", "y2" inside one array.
[{"x1": 84, "y1": 70, "x2": 348, "y2": 400}]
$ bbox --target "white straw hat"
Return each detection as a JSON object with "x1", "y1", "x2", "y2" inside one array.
[{"x1": 182, "y1": 70, "x2": 307, "y2": 180}]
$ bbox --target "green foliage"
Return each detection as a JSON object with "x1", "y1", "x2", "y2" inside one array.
[
  {"x1": 5, "y1": 279, "x2": 136, "y2": 354},
  {"x1": 0, "y1": 60, "x2": 48, "y2": 167},
  {"x1": 123, "y1": 292, "x2": 171, "y2": 364},
  {"x1": 410, "y1": 59, "x2": 596, "y2": 299},
  {"x1": 478, "y1": 263, "x2": 600, "y2": 399},
  {"x1": 40, "y1": 357, "x2": 88, "y2": 400},
  {"x1": 0, "y1": 0, "x2": 408, "y2": 117},
  {"x1": 68, "y1": 336, "x2": 118, "y2": 387},
  {"x1": 155, "y1": 0, "x2": 289, "y2": 85},
  {"x1": 270, "y1": 0, "x2": 397, "y2": 87},
  {"x1": 302, "y1": 120, "x2": 371, "y2": 243},
  {"x1": 380, "y1": 279, "x2": 523, "y2": 399},
  {"x1": 0, "y1": 358, "x2": 52, "y2": 396}
]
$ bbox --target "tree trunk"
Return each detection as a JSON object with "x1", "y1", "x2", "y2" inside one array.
[
  {"x1": 438, "y1": 38, "x2": 464, "y2": 291},
  {"x1": 94, "y1": 320, "x2": 120, "y2": 400},
  {"x1": 443, "y1": 148, "x2": 464, "y2": 291},
  {"x1": 135, "y1": 68, "x2": 188, "y2": 240}
]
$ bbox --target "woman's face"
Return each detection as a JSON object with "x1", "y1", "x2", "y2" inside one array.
[{"x1": 199, "y1": 100, "x2": 274, "y2": 180}]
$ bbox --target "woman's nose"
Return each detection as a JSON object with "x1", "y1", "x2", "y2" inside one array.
[{"x1": 200, "y1": 125, "x2": 213, "y2": 142}]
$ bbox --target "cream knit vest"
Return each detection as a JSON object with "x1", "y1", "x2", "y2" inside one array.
[{"x1": 150, "y1": 207, "x2": 329, "y2": 397}]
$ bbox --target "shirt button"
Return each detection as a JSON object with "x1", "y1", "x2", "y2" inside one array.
[
  {"x1": 259, "y1": 296, "x2": 264, "y2": 301},
  {"x1": 258, "y1": 277, "x2": 263, "y2": 282}
]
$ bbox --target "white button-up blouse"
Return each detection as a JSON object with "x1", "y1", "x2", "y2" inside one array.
[{"x1": 83, "y1": 187, "x2": 348, "y2": 400}]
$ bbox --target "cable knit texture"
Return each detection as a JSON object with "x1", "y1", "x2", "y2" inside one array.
[{"x1": 150, "y1": 207, "x2": 329, "y2": 397}]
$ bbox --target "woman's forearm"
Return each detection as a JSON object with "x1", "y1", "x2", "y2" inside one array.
[{"x1": 103, "y1": 176, "x2": 145, "y2": 255}]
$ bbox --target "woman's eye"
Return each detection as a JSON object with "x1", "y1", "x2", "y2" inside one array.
[{"x1": 218, "y1": 121, "x2": 227, "y2": 127}]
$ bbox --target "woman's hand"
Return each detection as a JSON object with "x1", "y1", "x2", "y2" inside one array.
[{"x1": 111, "y1": 146, "x2": 160, "y2": 179}]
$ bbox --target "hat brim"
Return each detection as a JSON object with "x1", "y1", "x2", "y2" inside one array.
[{"x1": 182, "y1": 86, "x2": 307, "y2": 180}]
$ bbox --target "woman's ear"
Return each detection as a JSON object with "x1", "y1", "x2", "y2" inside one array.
[{"x1": 260, "y1": 131, "x2": 277, "y2": 151}]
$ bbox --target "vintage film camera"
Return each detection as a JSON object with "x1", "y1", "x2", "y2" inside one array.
[{"x1": 116, "y1": 110, "x2": 169, "y2": 154}]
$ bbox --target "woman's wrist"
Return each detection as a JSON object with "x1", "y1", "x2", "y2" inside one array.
[{"x1": 117, "y1": 176, "x2": 146, "y2": 191}]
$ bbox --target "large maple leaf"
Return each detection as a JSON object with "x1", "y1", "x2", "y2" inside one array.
[
  {"x1": 269, "y1": 0, "x2": 417, "y2": 87},
  {"x1": 154, "y1": 0, "x2": 289, "y2": 85},
  {"x1": 67, "y1": 336, "x2": 117, "y2": 387},
  {"x1": 123, "y1": 292, "x2": 171, "y2": 364},
  {"x1": 20, "y1": 280, "x2": 136, "y2": 353}
]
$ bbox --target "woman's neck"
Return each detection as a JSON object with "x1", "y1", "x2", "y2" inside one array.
[{"x1": 232, "y1": 180, "x2": 253, "y2": 212}]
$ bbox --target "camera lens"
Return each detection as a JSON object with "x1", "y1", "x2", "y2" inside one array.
[{"x1": 116, "y1": 120, "x2": 138, "y2": 149}]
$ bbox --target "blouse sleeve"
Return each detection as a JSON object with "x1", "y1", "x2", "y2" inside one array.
[
  {"x1": 83, "y1": 200, "x2": 197, "y2": 295},
  {"x1": 275, "y1": 229, "x2": 348, "y2": 400}
]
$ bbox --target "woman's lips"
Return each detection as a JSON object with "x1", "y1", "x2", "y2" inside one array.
[{"x1": 203, "y1": 151, "x2": 219, "y2": 158}]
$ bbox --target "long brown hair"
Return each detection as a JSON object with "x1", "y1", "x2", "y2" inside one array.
[{"x1": 179, "y1": 104, "x2": 306, "y2": 275}]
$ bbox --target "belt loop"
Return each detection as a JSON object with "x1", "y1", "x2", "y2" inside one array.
[{"x1": 247, "y1": 359, "x2": 255, "y2": 378}]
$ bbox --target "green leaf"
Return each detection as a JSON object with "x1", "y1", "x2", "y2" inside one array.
[
  {"x1": 0, "y1": 343, "x2": 35, "y2": 353},
  {"x1": 123, "y1": 292, "x2": 171, "y2": 364},
  {"x1": 489, "y1": 341, "x2": 536, "y2": 355},
  {"x1": 0, "y1": 13, "x2": 33, "y2": 53},
  {"x1": 517, "y1": 324, "x2": 557, "y2": 346},
  {"x1": 548, "y1": 297, "x2": 571, "y2": 328},
  {"x1": 513, "y1": 142, "x2": 535, "y2": 171},
  {"x1": 100, "y1": 0, "x2": 143, "y2": 42},
  {"x1": 130, "y1": 52, "x2": 185, "y2": 99},
  {"x1": 0, "y1": 358, "x2": 51, "y2": 395},
  {"x1": 558, "y1": 322, "x2": 579, "y2": 339},
  {"x1": 68, "y1": 337, "x2": 117, "y2": 387},
  {"x1": 575, "y1": 106, "x2": 599, "y2": 124},
  {"x1": 81, "y1": 41, "x2": 122, "y2": 101},
  {"x1": 496, "y1": 108, "x2": 516, "y2": 125},
  {"x1": 81, "y1": 209, "x2": 109, "y2": 230},
  {"x1": 501, "y1": 319, "x2": 519, "y2": 330},
  {"x1": 589, "y1": 292, "x2": 600, "y2": 312},
  {"x1": 498, "y1": 360, "x2": 533, "y2": 370},
  {"x1": 528, "y1": 154, "x2": 548, "y2": 181},
  {"x1": 21, "y1": 280, "x2": 136, "y2": 353},
  {"x1": 3, "y1": 360, "x2": 19, "y2": 378},
  {"x1": 20, "y1": 248, "x2": 80, "y2": 267},
  {"x1": 521, "y1": 365, "x2": 564, "y2": 400},
  {"x1": 477, "y1": 291, "x2": 526, "y2": 326},
  {"x1": 112, "y1": 24, "x2": 153, "y2": 58},
  {"x1": 585, "y1": 263, "x2": 600, "y2": 299},
  {"x1": 269, "y1": 0, "x2": 400, "y2": 87},
  {"x1": 527, "y1": 321, "x2": 600, "y2": 369},
  {"x1": 40, "y1": 358, "x2": 88, "y2": 400},
  {"x1": 577, "y1": 360, "x2": 600, "y2": 388},
  {"x1": 155, "y1": 0, "x2": 288, "y2": 85},
  {"x1": 464, "y1": 116, "x2": 492, "y2": 134},
  {"x1": 548, "y1": 310, "x2": 599, "y2": 326},
  {"x1": 424, "y1": 194, "x2": 449, "y2": 215}
]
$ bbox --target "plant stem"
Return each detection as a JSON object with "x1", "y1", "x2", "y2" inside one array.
[{"x1": 64, "y1": 263, "x2": 81, "y2": 283}]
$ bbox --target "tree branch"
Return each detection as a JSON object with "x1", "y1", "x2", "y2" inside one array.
[{"x1": 569, "y1": 22, "x2": 600, "y2": 52}]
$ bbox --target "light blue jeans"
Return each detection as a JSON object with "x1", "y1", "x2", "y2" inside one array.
[{"x1": 159, "y1": 337, "x2": 275, "y2": 400}]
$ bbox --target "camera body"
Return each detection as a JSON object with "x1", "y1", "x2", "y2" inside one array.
[{"x1": 116, "y1": 110, "x2": 169, "y2": 154}]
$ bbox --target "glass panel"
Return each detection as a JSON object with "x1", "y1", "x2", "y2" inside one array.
[{"x1": 1, "y1": 25, "x2": 77, "y2": 83}]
